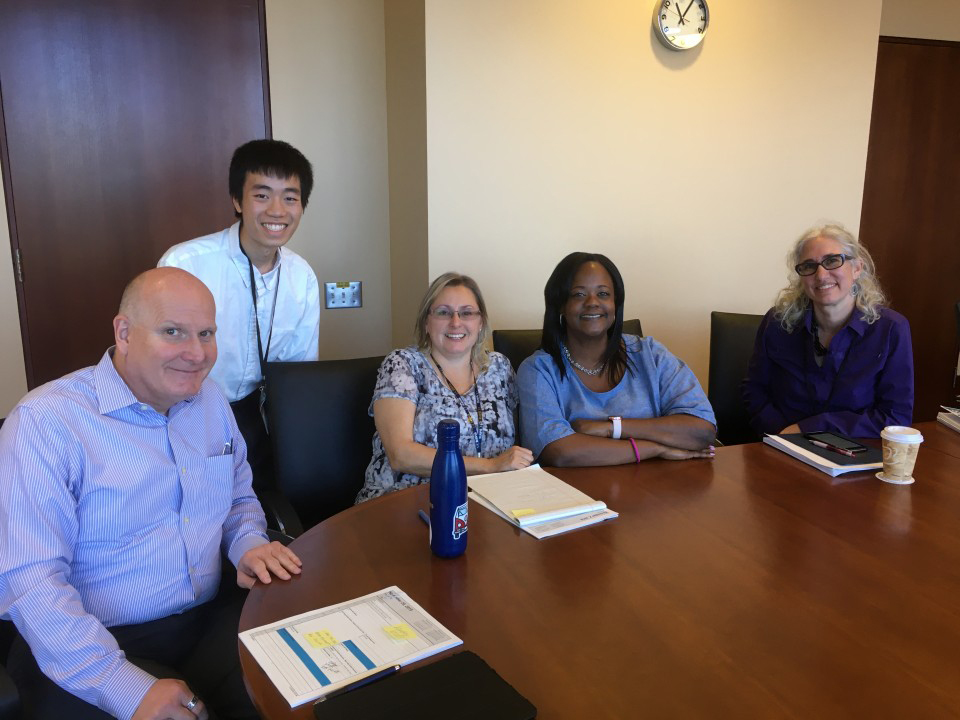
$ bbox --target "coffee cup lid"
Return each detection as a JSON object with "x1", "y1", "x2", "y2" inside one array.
[{"x1": 881, "y1": 426, "x2": 923, "y2": 444}]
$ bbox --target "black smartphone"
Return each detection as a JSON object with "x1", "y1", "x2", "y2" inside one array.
[{"x1": 803, "y1": 431, "x2": 868, "y2": 454}]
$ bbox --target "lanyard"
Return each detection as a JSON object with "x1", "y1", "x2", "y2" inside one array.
[
  {"x1": 239, "y1": 228, "x2": 281, "y2": 432},
  {"x1": 431, "y1": 353, "x2": 484, "y2": 454},
  {"x1": 239, "y1": 234, "x2": 281, "y2": 383}
]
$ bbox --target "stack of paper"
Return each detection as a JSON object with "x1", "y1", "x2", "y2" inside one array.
[
  {"x1": 763, "y1": 433, "x2": 882, "y2": 477},
  {"x1": 468, "y1": 465, "x2": 618, "y2": 539},
  {"x1": 938, "y1": 406, "x2": 960, "y2": 433},
  {"x1": 239, "y1": 587, "x2": 462, "y2": 707}
]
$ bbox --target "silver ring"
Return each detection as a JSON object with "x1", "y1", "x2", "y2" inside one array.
[{"x1": 186, "y1": 695, "x2": 199, "y2": 711}]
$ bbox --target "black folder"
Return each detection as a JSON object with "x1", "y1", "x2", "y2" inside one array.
[{"x1": 313, "y1": 650, "x2": 537, "y2": 719}]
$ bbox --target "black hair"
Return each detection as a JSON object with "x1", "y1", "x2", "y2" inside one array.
[
  {"x1": 540, "y1": 252, "x2": 630, "y2": 384},
  {"x1": 228, "y1": 139, "x2": 314, "y2": 217}
]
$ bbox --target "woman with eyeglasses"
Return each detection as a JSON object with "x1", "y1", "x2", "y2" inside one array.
[
  {"x1": 357, "y1": 272, "x2": 533, "y2": 502},
  {"x1": 517, "y1": 252, "x2": 716, "y2": 467},
  {"x1": 743, "y1": 223, "x2": 913, "y2": 438}
]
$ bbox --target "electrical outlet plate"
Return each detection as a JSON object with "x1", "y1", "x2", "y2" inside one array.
[{"x1": 325, "y1": 281, "x2": 362, "y2": 309}]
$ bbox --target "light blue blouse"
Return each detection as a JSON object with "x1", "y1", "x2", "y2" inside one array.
[{"x1": 517, "y1": 334, "x2": 716, "y2": 458}]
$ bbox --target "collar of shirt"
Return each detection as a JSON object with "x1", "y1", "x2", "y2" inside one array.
[
  {"x1": 803, "y1": 305, "x2": 869, "y2": 340},
  {"x1": 227, "y1": 221, "x2": 284, "y2": 289},
  {"x1": 93, "y1": 349, "x2": 197, "y2": 423}
]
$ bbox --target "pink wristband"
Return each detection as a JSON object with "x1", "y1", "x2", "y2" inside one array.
[{"x1": 628, "y1": 437, "x2": 641, "y2": 463}]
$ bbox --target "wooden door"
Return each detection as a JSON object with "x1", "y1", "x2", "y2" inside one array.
[
  {"x1": 0, "y1": 0, "x2": 270, "y2": 388},
  {"x1": 860, "y1": 37, "x2": 960, "y2": 422}
]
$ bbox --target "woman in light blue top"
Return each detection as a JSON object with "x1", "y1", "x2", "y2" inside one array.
[{"x1": 518, "y1": 252, "x2": 716, "y2": 467}]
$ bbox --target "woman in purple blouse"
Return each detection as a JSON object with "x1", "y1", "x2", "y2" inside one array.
[{"x1": 743, "y1": 224, "x2": 913, "y2": 438}]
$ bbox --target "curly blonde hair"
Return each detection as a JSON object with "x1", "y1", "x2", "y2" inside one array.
[
  {"x1": 414, "y1": 272, "x2": 491, "y2": 371},
  {"x1": 773, "y1": 223, "x2": 887, "y2": 332}
]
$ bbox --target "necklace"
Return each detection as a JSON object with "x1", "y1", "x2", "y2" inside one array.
[
  {"x1": 810, "y1": 314, "x2": 829, "y2": 357},
  {"x1": 430, "y1": 353, "x2": 484, "y2": 453},
  {"x1": 562, "y1": 344, "x2": 606, "y2": 376}
]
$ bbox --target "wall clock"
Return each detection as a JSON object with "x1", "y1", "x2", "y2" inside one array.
[{"x1": 654, "y1": 0, "x2": 709, "y2": 51}]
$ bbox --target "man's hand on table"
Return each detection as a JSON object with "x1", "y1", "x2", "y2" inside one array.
[{"x1": 237, "y1": 541, "x2": 303, "y2": 589}]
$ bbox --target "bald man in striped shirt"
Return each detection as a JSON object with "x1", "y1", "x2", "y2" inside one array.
[{"x1": 0, "y1": 268, "x2": 301, "y2": 720}]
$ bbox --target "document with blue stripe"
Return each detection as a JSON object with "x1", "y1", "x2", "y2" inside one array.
[{"x1": 239, "y1": 586, "x2": 462, "y2": 706}]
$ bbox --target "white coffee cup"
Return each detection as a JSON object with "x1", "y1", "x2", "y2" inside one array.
[{"x1": 878, "y1": 426, "x2": 923, "y2": 485}]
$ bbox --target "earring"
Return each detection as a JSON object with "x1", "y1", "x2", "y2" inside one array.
[{"x1": 851, "y1": 282, "x2": 860, "y2": 296}]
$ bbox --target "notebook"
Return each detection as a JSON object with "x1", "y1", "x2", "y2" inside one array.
[{"x1": 313, "y1": 651, "x2": 537, "y2": 719}]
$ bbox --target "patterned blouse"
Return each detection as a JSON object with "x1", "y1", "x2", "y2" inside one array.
[{"x1": 356, "y1": 347, "x2": 519, "y2": 503}]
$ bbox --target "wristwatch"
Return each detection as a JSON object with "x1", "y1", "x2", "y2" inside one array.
[{"x1": 609, "y1": 416, "x2": 622, "y2": 440}]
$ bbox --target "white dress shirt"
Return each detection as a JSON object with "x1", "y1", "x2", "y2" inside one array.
[{"x1": 159, "y1": 222, "x2": 320, "y2": 402}]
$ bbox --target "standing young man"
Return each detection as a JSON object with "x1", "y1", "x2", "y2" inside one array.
[{"x1": 160, "y1": 140, "x2": 320, "y2": 490}]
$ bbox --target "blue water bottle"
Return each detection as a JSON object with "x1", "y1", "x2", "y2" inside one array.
[{"x1": 429, "y1": 419, "x2": 468, "y2": 558}]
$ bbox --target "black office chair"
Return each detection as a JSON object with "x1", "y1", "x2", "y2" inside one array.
[
  {"x1": 263, "y1": 356, "x2": 383, "y2": 537},
  {"x1": 0, "y1": 621, "x2": 20, "y2": 720},
  {"x1": 493, "y1": 318, "x2": 643, "y2": 372},
  {"x1": 708, "y1": 311, "x2": 764, "y2": 446}
]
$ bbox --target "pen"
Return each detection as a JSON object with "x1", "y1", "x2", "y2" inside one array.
[
  {"x1": 222, "y1": 439, "x2": 233, "y2": 455},
  {"x1": 418, "y1": 509, "x2": 430, "y2": 527},
  {"x1": 808, "y1": 439, "x2": 855, "y2": 457},
  {"x1": 314, "y1": 664, "x2": 401, "y2": 704}
]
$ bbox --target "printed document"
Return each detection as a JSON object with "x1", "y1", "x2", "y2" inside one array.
[
  {"x1": 239, "y1": 586, "x2": 462, "y2": 707},
  {"x1": 469, "y1": 490, "x2": 617, "y2": 539},
  {"x1": 468, "y1": 464, "x2": 612, "y2": 528}
]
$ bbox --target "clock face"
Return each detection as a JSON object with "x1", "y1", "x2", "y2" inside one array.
[{"x1": 655, "y1": 0, "x2": 709, "y2": 51}]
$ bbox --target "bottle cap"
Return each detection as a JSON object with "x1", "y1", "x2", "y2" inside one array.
[{"x1": 437, "y1": 418, "x2": 460, "y2": 443}]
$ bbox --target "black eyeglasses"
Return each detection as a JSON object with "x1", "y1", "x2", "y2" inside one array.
[{"x1": 795, "y1": 253, "x2": 853, "y2": 277}]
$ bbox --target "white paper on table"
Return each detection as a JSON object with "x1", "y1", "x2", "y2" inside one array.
[
  {"x1": 469, "y1": 490, "x2": 618, "y2": 539},
  {"x1": 239, "y1": 586, "x2": 461, "y2": 707},
  {"x1": 467, "y1": 464, "x2": 606, "y2": 526}
]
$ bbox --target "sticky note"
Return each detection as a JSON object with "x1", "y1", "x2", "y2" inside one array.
[
  {"x1": 304, "y1": 630, "x2": 337, "y2": 648},
  {"x1": 383, "y1": 623, "x2": 417, "y2": 641},
  {"x1": 511, "y1": 508, "x2": 535, "y2": 518}
]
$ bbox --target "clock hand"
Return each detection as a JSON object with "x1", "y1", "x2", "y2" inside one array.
[{"x1": 681, "y1": 0, "x2": 695, "y2": 20}]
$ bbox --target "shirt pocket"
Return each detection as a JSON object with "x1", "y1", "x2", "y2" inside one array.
[{"x1": 192, "y1": 454, "x2": 235, "y2": 525}]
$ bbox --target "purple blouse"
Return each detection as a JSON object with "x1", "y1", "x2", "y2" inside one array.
[{"x1": 742, "y1": 307, "x2": 913, "y2": 438}]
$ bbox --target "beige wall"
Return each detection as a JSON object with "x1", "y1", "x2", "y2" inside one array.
[
  {"x1": 266, "y1": 0, "x2": 393, "y2": 360},
  {"x1": 423, "y1": 0, "x2": 883, "y2": 384},
  {"x1": 881, "y1": 0, "x2": 960, "y2": 40},
  {"x1": 0, "y1": 191, "x2": 27, "y2": 416},
  {"x1": 384, "y1": 0, "x2": 429, "y2": 349}
]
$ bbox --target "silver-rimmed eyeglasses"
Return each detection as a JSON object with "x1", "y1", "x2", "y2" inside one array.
[
  {"x1": 795, "y1": 253, "x2": 853, "y2": 277},
  {"x1": 429, "y1": 307, "x2": 482, "y2": 321}
]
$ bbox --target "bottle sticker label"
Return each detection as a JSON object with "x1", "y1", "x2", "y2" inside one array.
[{"x1": 452, "y1": 502, "x2": 468, "y2": 539}]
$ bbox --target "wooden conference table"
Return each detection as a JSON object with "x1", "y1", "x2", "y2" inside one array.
[{"x1": 239, "y1": 421, "x2": 960, "y2": 718}]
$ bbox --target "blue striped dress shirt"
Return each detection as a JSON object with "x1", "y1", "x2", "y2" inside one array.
[{"x1": 0, "y1": 351, "x2": 268, "y2": 719}]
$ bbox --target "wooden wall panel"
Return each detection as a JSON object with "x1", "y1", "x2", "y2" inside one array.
[
  {"x1": 0, "y1": 0, "x2": 270, "y2": 387},
  {"x1": 860, "y1": 37, "x2": 960, "y2": 421}
]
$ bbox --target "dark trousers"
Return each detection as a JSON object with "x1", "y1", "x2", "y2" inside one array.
[
  {"x1": 8, "y1": 579, "x2": 259, "y2": 720},
  {"x1": 230, "y1": 389, "x2": 274, "y2": 494}
]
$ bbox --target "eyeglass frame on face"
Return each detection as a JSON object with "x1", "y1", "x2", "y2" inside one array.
[
  {"x1": 429, "y1": 306, "x2": 482, "y2": 321},
  {"x1": 795, "y1": 253, "x2": 854, "y2": 277}
]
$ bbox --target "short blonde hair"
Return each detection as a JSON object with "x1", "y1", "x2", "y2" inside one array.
[
  {"x1": 773, "y1": 223, "x2": 886, "y2": 332},
  {"x1": 414, "y1": 272, "x2": 491, "y2": 370}
]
